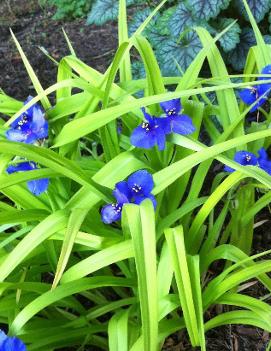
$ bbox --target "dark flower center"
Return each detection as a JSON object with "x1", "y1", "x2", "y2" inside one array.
[
  {"x1": 112, "y1": 203, "x2": 122, "y2": 213},
  {"x1": 142, "y1": 122, "x2": 150, "y2": 131},
  {"x1": 16, "y1": 114, "x2": 29, "y2": 130},
  {"x1": 166, "y1": 108, "x2": 176, "y2": 116},
  {"x1": 245, "y1": 154, "x2": 251, "y2": 162},
  {"x1": 132, "y1": 184, "x2": 142, "y2": 193}
]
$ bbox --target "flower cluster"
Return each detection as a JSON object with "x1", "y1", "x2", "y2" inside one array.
[
  {"x1": 101, "y1": 170, "x2": 156, "y2": 224},
  {"x1": 0, "y1": 330, "x2": 26, "y2": 351},
  {"x1": 130, "y1": 98, "x2": 195, "y2": 150},
  {"x1": 6, "y1": 96, "x2": 49, "y2": 196},
  {"x1": 239, "y1": 65, "x2": 271, "y2": 112},
  {"x1": 224, "y1": 148, "x2": 271, "y2": 175}
]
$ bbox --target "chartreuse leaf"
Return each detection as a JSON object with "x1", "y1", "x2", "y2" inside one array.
[
  {"x1": 203, "y1": 259, "x2": 271, "y2": 308},
  {"x1": 0, "y1": 93, "x2": 23, "y2": 116},
  {"x1": 122, "y1": 200, "x2": 158, "y2": 351},
  {"x1": 10, "y1": 277, "x2": 134, "y2": 334},
  {"x1": 165, "y1": 226, "x2": 201, "y2": 347},
  {"x1": 154, "y1": 129, "x2": 271, "y2": 196},
  {"x1": 10, "y1": 30, "x2": 51, "y2": 110},
  {"x1": 190, "y1": 0, "x2": 230, "y2": 21},
  {"x1": 52, "y1": 208, "x2": 89, "y2": 289},
  {"x1": 53, "y1": 78, "x2": 263, "y2": 147},
  {"x1": 0, "y1": 140, "x2": 109, "y2": 202},
  {"x1": 118, "y1": 0, "x2": 132, "y2": 82},
  {"x1": 196, "y1": 27, "x2": 242, "y2": 137},
  {"x1": 205, "y1": 311, "x2": 271, "y2": 332},
  {"x1": 0, "y1": 210, "x2": 68, "y2": 282},
  {"x1": 216, "y1": 293, "x2": 271, "y2": 322},
  {"x1": 187, "y1": 172, "x2": 245, "y2": 254},
  {"x1": 60, "y1": 240, "x2": 133, "y2": 283},
  {"x1": 108, "y1": 309, "x2": 130, "y2": 351}
]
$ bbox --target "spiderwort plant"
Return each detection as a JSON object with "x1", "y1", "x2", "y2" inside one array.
[
  {"x1": 130, "y1": 108, "x2": 167, "y2": 150},
  {"x1": 6, "y1": 96, "x2": 48, "y2": 144},
  {"x1": 5, "y1": 96, "x2": 49, "y2": 196},
  {"x1": 239, "y1": 65, "x2": 271, "y2": 112},
  {"x1": 0, "y1": 330, "x2": 26, "y2": 351},
  {"x1": 6, "y1": 161, "x2": 49, "y2": 195},
  {"x1": 101, "y1": 170, "x2": 156, "y2": 224},
  {"x1": 3, "y1": 1, "x2": 271, "y2": 350},
  {"x1": 130, "y1": 99, "x2": 195, "y2": 150},
  {"x1": 160, "y1": 98, "x2": 196, "y2": 135},
  {"x1": 224, "y1": 148, "x2": 271, "y2": 175}
]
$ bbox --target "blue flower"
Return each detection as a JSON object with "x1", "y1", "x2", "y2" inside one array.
[
  {"x1": 6, "y1": 96, "x2": 48, "y2": 144},
  {"x1": 239, "y1": 65, "x2": 271, "y2": 112},
  {"x1": 101, "y1": 170, "x2": 156, "y2": 224},
  {"x1": 0, "y1": 330, "x2": 26, "y2": 351},
  {"x1": 130, "y1": 108, "x2": 166, "y2": 150},
  {"x1": 257, "y1": 147, "x2": 271, "y2": 175},
  {"x1": 160, "y1": 98, "x2": 196, "y2": 135},
  {"x1": 7, "y1": 161, "x2": 49, "y2": 196},
  {"x1": 127, "y1": 169, "x2": 156, "y2": 207},
  {"x1": 224, "y1": 151, "x2": 258, "y2": 172}
]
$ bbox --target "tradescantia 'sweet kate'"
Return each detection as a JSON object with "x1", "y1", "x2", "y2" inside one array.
[
  {"x1": 101, "y1": 170, "x2": 156, "y2": 224},
  {"x1": 224, "y1": 148, "x2": 271, "y2": 174},
  {"x1": 239, "y1": 65, "x2": 271, "y2": 112},
  {"x1": 5, "y1": 96, "x2": 49, "y2": 196},
  {"x1": 130, "y1": 98, "x2": 195, "y2": 150}
]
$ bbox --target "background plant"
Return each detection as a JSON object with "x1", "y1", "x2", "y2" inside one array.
[
  {"x1": 0, "y1": 0, "x2": 271, "y2": 350},
  {"x1": 43, "y1": 0, "x2": 271, "y2": 73}
]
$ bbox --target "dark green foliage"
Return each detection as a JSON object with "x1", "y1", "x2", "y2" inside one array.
[
  {"x1": 87, "y1": 0, "x2": 136, "y2": 25},
  {"x1": 47, "y1": 0, "x2": 92, "y2": 19},
  {"x1": 234, "y1": 0, "x2": 270, "y2": 23},
  {"x1": 189, "y1": 0, "x2": 230, "y2": 21},
  {"x1": 156, "y1": 31, "x2": 202, "y2": 75},
  {"x1": 47, "y1": 0, "x2": 271, "y2": 72},
  {"x1": 211, "y1": 18, "x2": 241, "y2": 52}
]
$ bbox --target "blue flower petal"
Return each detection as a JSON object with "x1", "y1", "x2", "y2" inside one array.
[
  {"x1": 171, "y1": 114, "x2": 196, "y2": 135},
  {"x1": 130, "y1": 125, "x2": 157, "y2": 149},
  {"x1": 27, "y1": 178, "x2": 49, "y2": 196},
  {"x1": 234, "y1": 151, "x2": 258, "y2": 166},
  {"x1": 259, "y1": 65, "x2": 271, "y2": 78},
  {"x1": 155, "y1": 126, "x2": 166, "y2": 150},
  {"x1": 7, "y1": 162, "x2": 49, "y2": 195},
  {"x1": 258, "y1": 147, "x2": 268, "y2": 161},
  {"x1": 128, "y1": 170, "x2": 154, "y2": 196},
  {"x1": 6, "y1": 129, "x2": 29, "y2": 143},
  {"x1": 160, "y1": 98, "x2": 182, "y2": 115},
  {"x1": 7, "y1": 162, "x2": 36, "y2": 174},
  {"x1": 2, "y1": 337, "x2": 26, "y2": 351},
  {"x1": 239, "y1": 88, "x2": 257, "y2": 105},
  {"x1": 113, "y1": 181, "x2": 131, "y2": 203},
  {"x1": 258, "y1": 148, "x2": 271, "y2": 175},
  {"x1": 101, "y1": 203, "x2": 122, "y2": 224},
  {"x1": 155, "y1": 117, "x2": 171, "y2": 135},
  {"x1": 23, "y1": 95, "x2": 35, "y2": 117},
  {"x1": 0, "y1": 330, "x2": 7, "y2": 345},
  {"x1": 31, "y1": 106, "x2": 48, "y2": 139},
  {"x1": 224, "y1": 165, "x2": 235, "y2": 172}
]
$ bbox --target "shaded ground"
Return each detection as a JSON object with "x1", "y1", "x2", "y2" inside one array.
[
  {"x1": 0, "y1": 0, "x2": 117, "y2": 100},
  {"x1": 1, "y1": 1, "x2": 271, "y2": 350}
]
